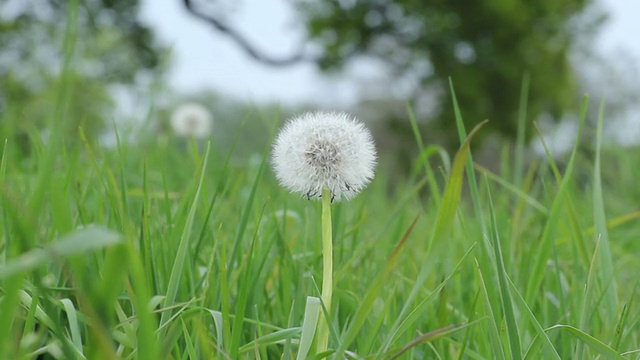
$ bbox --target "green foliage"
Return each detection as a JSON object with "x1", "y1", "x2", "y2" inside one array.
[
  {"x1": 297, "y1": 0, "x2": 602, "y2": 145},
  {"x1": 0, "y1": 0, "x2": 165, "y2": 154},
  {"x1": 2, "y1": 91, "x2": 640, "y2": 357}
]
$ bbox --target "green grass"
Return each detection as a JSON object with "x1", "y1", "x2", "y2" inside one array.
[
  {"x1": 3, "y1": 90, "x2": 640, "y2": 359},
  {"x1": 2, "y1": 3, "x2": 640, "y2": 357}
]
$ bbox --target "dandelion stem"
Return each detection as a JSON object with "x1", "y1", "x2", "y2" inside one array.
[{"x1": 318, "y1": 187, "x2": 333, "y2": 352}]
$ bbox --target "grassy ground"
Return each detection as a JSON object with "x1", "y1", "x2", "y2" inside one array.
[{"x1": 2, "y1": 88, "x2": 640, "y2": 360}]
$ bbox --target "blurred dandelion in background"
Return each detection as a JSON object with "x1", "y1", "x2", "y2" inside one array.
[{"x1": 170, "y1": 103, "x2": 212, "y2": 139}]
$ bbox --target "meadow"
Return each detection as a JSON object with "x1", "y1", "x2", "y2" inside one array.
[{"x1": 1, "y1": 83, "x2": 640, "y2": 360}]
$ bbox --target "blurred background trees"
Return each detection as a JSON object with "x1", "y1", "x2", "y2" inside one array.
[
  {"x1": 183, "y1": 0, "x2": 605, "y2": 148},
  {"x1": 2, "y1": 0, "x2": 637, "y2": 170},
  {"x1": 303, "y1": 0, "x2": 602, "y2": 143},
  {"x1": 0, "y1": 0, "x2": 165, "y2": 154}
]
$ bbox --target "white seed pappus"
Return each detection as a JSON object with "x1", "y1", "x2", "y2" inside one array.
[{"x1": 271, "y1": 112, "x2": 377, "y2": 201}]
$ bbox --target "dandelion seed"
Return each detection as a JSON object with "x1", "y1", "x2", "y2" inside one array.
[
  {"x1": 170, "y1": 103, "x2": 212, "y2": 139},
  {"x1": 271, "y1": 112, "x2": 377, "y2": 202}
]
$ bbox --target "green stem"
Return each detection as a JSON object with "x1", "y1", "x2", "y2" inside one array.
[{"x1": 317, "y1": 187, "x2": 333, "y2": 352}]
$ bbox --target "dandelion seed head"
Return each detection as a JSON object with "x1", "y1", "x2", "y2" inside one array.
[
  {"x1": 272, "y1": 112, "x2": 377, "y2": 202},
  {"x1": 170, "y1": 103, "x2": 212, "y2": 139}
]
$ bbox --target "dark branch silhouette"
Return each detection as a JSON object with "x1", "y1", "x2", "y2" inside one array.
[{"x1": 182, "y1": 0, "x2": 317, "y2": 66}]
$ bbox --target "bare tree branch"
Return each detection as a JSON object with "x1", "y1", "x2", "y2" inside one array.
[{"x1": 182, "y1": 0, "x2": 317, "y2": 66}]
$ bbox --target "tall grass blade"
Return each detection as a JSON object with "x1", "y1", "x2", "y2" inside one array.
[
  {"x1": 575, "y1": 235, "x2": 602, "y2": 358},
  {"x1": 205, "y1": 309, "x2": 225, "y2": 358},
  {"x1": 238, "y1": 328, "x2": 301, "y2": 354},
  {"x1": 430, "y1": 120, "x2": 488, "y2": 252},
  {"x1": 548, "y1": 325, "x2": 626, "y2": 360},
  {"x1": 380, "y1": 120, "x2": 486, "y2": 354},
  {"x1": 336, "y1": 213, "x2": 418, "y2": 357},
  {"x1": 592, "y1": 98, "x2": 618, "y2": 317},
  {"x1": 407, "y1": 104, "x2": 441, "y2": 203},
  {"x1": 475, "y1": 163, "x2": 547, "y2": 215},
  {"x1": 514, "y1": 73, "x2": 530, "y2": 188},
  {"x1": 158, "y1": 142, "x2": 211, "y2": 335},
  {"x1": 508, "y1": 277, "x2": 561, "y2": 360},
  {"x1": 613, "y1": 283, "x2": 636, "y2": 351},
  {"x1": 484, "y1": 176, "x2": 522, "y2": 360},
  {"x1": 297, "y1": 297, "x2": 321, "y2": 360},
  {"x1": 60, "y1": 298, "x2": 84, "y2": 355},
  {"x1": 449, "y1": 79, "x2": 486, "y2": 230},
  {"x1": 524, "y1": 96, "x2": 588, "y2": 304},
  {"x1": 383, "y1": 243, "x2": 476, "y2": 353},
  {"x1": 474, "y1": 259, "x2": 506, "y2": 360},
  {"x1": 389, "y1": 322, "x2": 475, "y2": 359}
]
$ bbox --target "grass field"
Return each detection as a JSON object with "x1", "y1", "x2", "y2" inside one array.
[
  {"x1": 2, "y1": 86, "x2": 640, "y2": 360},
  {"x1": 2, "y1": 2, "x2": 640, "y2": 357}
]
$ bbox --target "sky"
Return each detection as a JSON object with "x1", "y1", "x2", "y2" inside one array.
[{"x1": 140, "y1": 0, "x2": 640, "y2": 110}]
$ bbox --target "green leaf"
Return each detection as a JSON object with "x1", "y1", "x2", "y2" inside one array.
[
  {"x1": 60, "y1": 298, "x2": 84, "y2": 354},
  {"x1": 547, "y1": 325, "x2": 626, "y2": 360},
  {"x1": 239, "y1": 327, "x2": 301, "y2": 354},
  {"x1": 158, "y1": 143, "x2": 210, "y2": 335},
  {"x1": 484, "y1": 177, "x2": 522, "y2": 360},
  {"x1": 297, "y1": 296, "x2": 321, "y2": 360},
  {"x1": 592, "y1": 98, "x2": 617, "y2": 316},
  {"x1": 0, "y1": 226, "x2": 122, "y2": 279}
]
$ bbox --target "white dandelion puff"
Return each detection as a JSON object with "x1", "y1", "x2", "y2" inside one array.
[
  {"x1": 271, "y1": 111, "x2": 377, "y2": 202},
  {"x1": 170, "y1": 103, "x2": 212, "y2": 139}
]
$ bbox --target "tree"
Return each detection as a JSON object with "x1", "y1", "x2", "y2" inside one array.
[
  {"x1": 0, "y1": 0, "x2": 165, "y2": 153},
  {"x1": 182, "y1": 0, "x2": 603, "y2": 146}
]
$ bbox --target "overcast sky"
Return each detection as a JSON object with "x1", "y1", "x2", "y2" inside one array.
[{"x1": 140, "y1": 0, "x2": 640, "y2": 108}]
